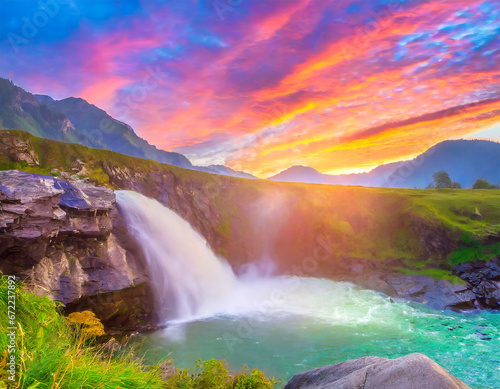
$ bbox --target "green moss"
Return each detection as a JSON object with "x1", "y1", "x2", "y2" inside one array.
[
  {"x1": 398, "y1": 267, "x2": 465, "y2": 285},
  {"x1": 217, "y1": 220, "x2": 232, "y2": 237},
  {"x1": 448, "y1": 241, "x2": 500, "y2": 266}
]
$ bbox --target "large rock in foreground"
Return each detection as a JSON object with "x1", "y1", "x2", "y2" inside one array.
[{"x1": 284, "y1": 353, "x2": 471, "y2": 389}]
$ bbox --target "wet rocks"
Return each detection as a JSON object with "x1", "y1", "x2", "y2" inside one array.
[
  {"x1": 64, "y1": 283, "x2": 156, "y2": 333},
  {"x1": 384, "y1": 274, "x2": 476, "y2": 311},
  {"x1": 453, "y1": 258, "x2": 500, "y2": 308}
]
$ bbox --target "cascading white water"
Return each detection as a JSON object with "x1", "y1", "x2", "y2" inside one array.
[
  {"x1": 116, "y1": 190, "x2": 238, "y2": 321},
  {"x1": 116, "y1": 190, "x2": 399, "y2": 326},
  {"x1": 117, "y1": 191, "x2": 500, "y2": 389}
]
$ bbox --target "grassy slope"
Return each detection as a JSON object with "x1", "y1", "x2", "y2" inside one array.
[
  {"x1": 1, "y1": 129, "x2": 500, "y2": 272},
  {"x1": 0, "y1": 277, "x2": 275, "y2": 388},
  {"x1": 0, "y1": 277, "x2": 166, "y2": 388}
]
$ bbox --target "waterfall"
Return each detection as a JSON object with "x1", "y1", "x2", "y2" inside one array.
[
  {"x1": 116, "y1": 190, "x2": 238, "y2": 322},
  {"x1": 116, "y1": 190, "x2": 395, "y2": 326}
]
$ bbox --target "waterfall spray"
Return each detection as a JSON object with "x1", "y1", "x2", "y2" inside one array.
[{"x1": 116, "y1": 190, "x2": 237, "y2": 322}]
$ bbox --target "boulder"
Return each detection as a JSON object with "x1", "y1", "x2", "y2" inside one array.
[
  {"x1": 385, "y1": 274, "x2": 475, "y2": 310},
  {"x1": 284, "y1": 353, "x2": 471, "y2": 389}
]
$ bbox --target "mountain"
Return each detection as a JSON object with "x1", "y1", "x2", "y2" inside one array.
[
  {"x1": 270, "y1": 140, "x2": 500, "y2": 188},
  {"x1": 0, "y1": 78, "x2": 193, "y2": 168},
  {"x1": 270, "y1": 162, "x2": 400, "y2": 186},
  {"x1": 0, "y1": 78, "x2": 87, "y2": 145},
  {"x1": 269, "y1": 165, "x2": 331, "y2": 184},
  {"x1": 198, "y1": 165, "x2": 257, "y2": 179},
  {"x1": 385, "y1": 140, "x2": 500, "y2": 188},
  {"x1": 1, "y1": 78, "x2": 258, "y2": 178},
  {"x1": 37, "y1": 94, "x2": 193, "y2": 168}
]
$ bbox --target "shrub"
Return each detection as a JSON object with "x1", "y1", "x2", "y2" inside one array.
[
  {"x1": 67, "y1": 311, "x2": 106, "y2": 339},
  {"x1": 472, "y1": 178, "x2": 500, "y2": 189},
  {"x1": 164, "y1": 359, "x2": 275, "y2": 389}
]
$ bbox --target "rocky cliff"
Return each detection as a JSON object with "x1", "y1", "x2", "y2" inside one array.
[
  {"x1": 0, "y1": 170, "x2": 154, "y2": 332},
  {"x1": 1, "y1": 130, "x2": 500, "y2": 314}
]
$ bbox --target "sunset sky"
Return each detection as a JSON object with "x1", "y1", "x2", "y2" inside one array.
[{"x1": 1, "y1": 0, "x2": 499, "y2": 177}]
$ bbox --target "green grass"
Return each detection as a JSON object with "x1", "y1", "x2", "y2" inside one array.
[
  {"x1": 397, "y1": 267, "x2": 465, "y2": 285},
  {"x1": 0, "y1": 277, "x2": 275, "y2": 388},
  {"x1": 0, "y1": 160, "x2": 56, "y2": 177},
  {"x1": 403, "y1": 188, "x2": 500, "y2": 237},
  {"x1": 447, "y1": 237, "x2": 500, "y2": 266},
  {"x1": 0, "y1": 276, "x2": 166, "y2": 388}
]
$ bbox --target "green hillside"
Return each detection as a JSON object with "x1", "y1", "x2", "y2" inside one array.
[{"x1": 1, "y1": 129, "x2": 500, "y2": 274}]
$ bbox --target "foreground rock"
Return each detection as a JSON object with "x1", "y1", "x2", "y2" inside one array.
[
  {"x1": 284, "y1": 353, "x2": 471, "y2": 389},
  {"x1": 0, "y1": 170, "x2": 154, "y2": 332}
]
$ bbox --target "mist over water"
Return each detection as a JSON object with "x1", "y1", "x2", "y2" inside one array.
[{"x1": 116, "y1": 191, "x2": 500, "y2": 388}]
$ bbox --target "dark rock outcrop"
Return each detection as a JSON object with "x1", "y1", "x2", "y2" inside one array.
[
  {"x1": 453, "y1": 258, "x2": 500, "y2": 309},
  {"x1": 384, "y1": 274, "x2": 475, "y2": 310},
  {"x1": 284, "y1": 353, "x2": 471, "y2": 389},
  {"x1": 309, "y1": 256, "x2": 476, "y2": 311},
  {"x1": 64, "y1": 283, "x2": 156, "y2": 333},
  {"x1": 0, "y1": 131, "x2": 39, "y2": 167},
  {"x1": 0, "y1": 170, "x2": 153, "y2": 331}
]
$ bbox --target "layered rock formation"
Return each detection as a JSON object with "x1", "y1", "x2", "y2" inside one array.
[
  {"x1": 1, "y1": 130, "x2": 500, "y2": 314},
  {"x1": 284, "y1": 353, "x2": 471, "y2": 389},
  {"x1": 0, "y1": 170, "x2": 153, "y2": 331}
]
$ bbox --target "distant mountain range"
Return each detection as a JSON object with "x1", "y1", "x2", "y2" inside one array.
[
  {"x1": 270, "y1": 139, "x2": 500, "y2": 188},
  {"x1": 2, "y1": 78, "x2": 499, "y2": 187},
  {"x1": 0, "y1": 78, "x2": 256, "y2": 179}
]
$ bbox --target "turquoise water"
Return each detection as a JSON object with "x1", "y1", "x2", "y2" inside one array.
[{"x1": 133, "y1": 278, "x2": 500, "y2": 389}]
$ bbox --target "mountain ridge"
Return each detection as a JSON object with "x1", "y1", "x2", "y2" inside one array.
[
  {"x1": 270, "y1": 139, "x2": 500, "y2": 188},
  {"x1": 0, "y1": 78, "x2": 257, "y2": 178}
]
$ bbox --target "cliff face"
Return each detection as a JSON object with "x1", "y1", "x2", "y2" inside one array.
[
  {"x1": 0, "y1": 129, "x2": 491, "y2": 273},
  {"x1": 2, "y1": 130, "x2": 500, "y2": 313},
  {"x1": 0, "y1": 170, "x2": 154, "y2": 331}
]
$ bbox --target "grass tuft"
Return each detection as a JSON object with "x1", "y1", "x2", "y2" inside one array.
[{"x1": 0, "y1": 276, "x2": 274, "y2": 388}]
